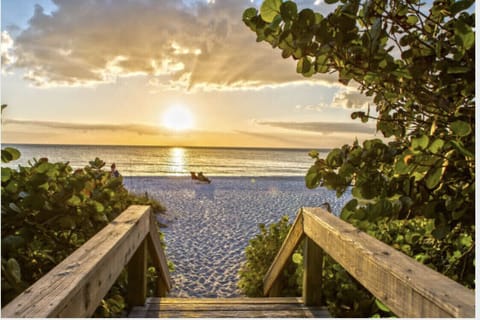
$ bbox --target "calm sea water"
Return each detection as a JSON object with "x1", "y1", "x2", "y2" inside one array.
[{"x1": 2, "y1": 144, "x2": 330, "y2": 177}]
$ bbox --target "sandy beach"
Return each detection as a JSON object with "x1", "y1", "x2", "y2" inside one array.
[{"x1": 124, "y1": 176, "x2": 351, "y2": 298}]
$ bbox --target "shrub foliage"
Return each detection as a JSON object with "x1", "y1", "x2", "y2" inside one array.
[
  {"x1": 1, "y1": 149, "x2": 166, "y2": 316},
  {"x1": 240, "y1": 0, "x2": 474, "y2": 316},
  {"x1": 238, "y1": 216, "x2": 303, "y2": 297}
]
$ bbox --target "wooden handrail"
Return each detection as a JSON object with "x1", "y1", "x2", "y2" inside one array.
[
  {"x1": 1, "y1": 205, "x2": 172, "y2": 318},
  {"x1": 264, "y1": 207, "x2": 475, "y2": 318}
]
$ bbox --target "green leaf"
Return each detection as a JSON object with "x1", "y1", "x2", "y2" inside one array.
[
  {"x1": 67, "y1": 195, "x2": 82, "y2": 206},
  {"x1": 260, "y1": 0, "x2": 282, "y2": 23},
  {"x1": 411, "y1": 135, "x2": 429, "y2": 151},
  {"x1": 454, "y1": 21, "x2": 474, "y2": 49},
  {"x1": 2, "y1": 167, "x2": 12, "y2": 182},
  {"x1": 1, "y1": 147, "x2": 21, "y2": 163},
  {"x1": 38, "y1": 182, "x2": 49, "y2": 191},
  {"x1": 324, "y1": 0, "x2": 339, "y2": 4},
  {"x1": 305, "y1": 166, "x2": 320, "y2": 189},
  {"x1": 7, "y1": 258, "x2": 22, "y2": 284},
  {"x1": 292, "y1": 252, "x2": 303, "y2": 264},
  {"x1": 432, "y1": 225, "x2": 449, "y2": 240},
  {"x1": 93, "y1": 200, "x2": 105, "y2": 213},
  {"x1": 425, "y1": 163, "x2": 445, "y2": 189},
  {"x1": 243, "y1": 7, "x2": 258, "y2": 21},
  {"x1": 298, "y1": 8, "x2": 316, "y2": 27},
  {"x1": 297, "y1": 57, "x2": 314, "y2": 76},
  {"x1": 450, "y1": 140, "x2": 474, "y2": 158},
  {"x1": 406, "y1": 15, "x2": 418, "y2": 25},
  {"x1": 36, "y1": 162, "x2": 51, "y2": 174},
  {"x1": 308, "y1": 150, "x2": 319, "y2": 158},
  {"x1": 326, "y1": 148, "x2": 343, "y2": 167},
  {"x1": 58, "y1": 216, "x2": 76, "y2": 229},
  {"x1": 280, "y1": 1, "x2": 297, "y2": 21},
  {"x1": 428, "y1": 139, "x2": 444, "y2": 154},
  {"x1": 5, "y1": 181, "x2": 18, "y2": 193},
  {"x1": 450, "y1": 0, "x2": 474, "y2": 16},
  {"x1": 450, "y1": 120, "x2": 471, "y2": 137}
]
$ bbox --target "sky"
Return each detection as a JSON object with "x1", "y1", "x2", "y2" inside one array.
[{"x1": 1, "y1": 0, "x2": 379, "y2": 148}]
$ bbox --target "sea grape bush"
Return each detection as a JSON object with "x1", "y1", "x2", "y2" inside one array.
[
  {"x1": 1, "y1": 151, "x2": 166, "y2": 316},
  {"x1": 244, "y1": 0, "x2": 474, "y2": 231},
  {"x1": 238, "y1": 216, "x2": 394, "y2": 317},
  {"x1": 240, "y1": 0, "x2": 474, "y2": 316},
  {"x1": 238, "y1": 216, "x2": 303, "y2": 297}
]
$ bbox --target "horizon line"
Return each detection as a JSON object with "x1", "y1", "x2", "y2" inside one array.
[{"x1": 1, "y1": 142, "x2": 333, "y2": 152}]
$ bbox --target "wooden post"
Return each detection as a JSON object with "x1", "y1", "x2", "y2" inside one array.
[
  {"x1": 302, "y1": 237, "x2": 323, "y2": 306},
  {"x1": 128, "y1": 238, "x2": 148, "y2": 308},
  {"x1": 268, "y1": 277, "x2": 283, "y2": 297}
]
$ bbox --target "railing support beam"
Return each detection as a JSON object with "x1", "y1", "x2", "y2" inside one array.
[
  {"x1": 263, "y1": 210, "x2": 305, "y2": 296},
  {"x1": 302, "y1": 237, "x2": 323, "y2": 306},
  {"x1": 128, "y1": 238, "x2": 148, "y2": 307}
]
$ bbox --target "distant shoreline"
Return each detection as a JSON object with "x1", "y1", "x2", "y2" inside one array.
[{"x1": 2, "y1": 142, "x2": 332, "y2": 153}]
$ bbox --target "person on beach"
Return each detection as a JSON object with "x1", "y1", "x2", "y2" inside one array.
[
  {"x1": 198, "y1": 172, "x2": 211, "y2": 184},
  {"x1": 110, "y1": 163, "x2": 120, "y2": 178},
  {"x1": 190, "y1": 171, "x2": 211, "y2": 184}
]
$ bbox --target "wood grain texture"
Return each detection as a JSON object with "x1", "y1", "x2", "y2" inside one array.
[
  {"x1": 147, "y1": 213, "x2": 172, "y2": 296},
  {"x1": 128, "y1": 297, "x2": 331, "y2": 318},
  {"x1": 128, "y1": 239, "x2": 148, "y2": 307},
  {"x1": 302, "y1": 237, "x2": 324, "y2": 306},
  {"x1": 263, "y1": 209, "x2": 305, "y2": 296},
  {"x1": 2, "y1": 205, "x2": 172, "y2": 318},
  {"x1": 301, "y1": 207, "x2": 475, "y2": 318}
]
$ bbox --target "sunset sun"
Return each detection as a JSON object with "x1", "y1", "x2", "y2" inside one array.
[{"x1": 161, "y1": 106, "x2": 194, "y2": 131}]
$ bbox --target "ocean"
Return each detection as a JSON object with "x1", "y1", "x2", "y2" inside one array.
[{"x1": 2, "y1": 144, "x2": 330, "y2": 177}]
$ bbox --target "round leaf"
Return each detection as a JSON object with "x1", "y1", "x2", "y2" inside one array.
[
  {"x1": 428, "y1": 138, "x2": 444, "y2": 153},
  {"x1": 450, "y1": 120, "x2": 471, "y2": 137},
  {"x1": 411, "y1": 135, "x2": 429, "y2": 151},
  {"x1": 292, "y1": 252, "x2": 303, "y2": 264},
  {"x1": 425, "y1": 161, "x2": 446, "y2": 189},
  {"x1": 280, "y1": 1, "x2": 297, "y2": 21},
  {"x1": 7, "y1": 258, "x2": 22, "y2": 284},
  {"x1": 260, "y1": 0, "x2": 282, "y2": 23}
]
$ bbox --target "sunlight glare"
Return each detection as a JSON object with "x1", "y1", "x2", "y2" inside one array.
[{"x1": 162, "y1": 106, "x2": 194, "y2": 131}]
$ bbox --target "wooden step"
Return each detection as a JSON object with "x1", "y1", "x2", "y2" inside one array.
[{"x1": 129, "y1": 297, "x2": 330, "y2": 318}]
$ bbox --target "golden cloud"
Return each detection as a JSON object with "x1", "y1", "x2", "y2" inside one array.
[{"x1": 8, "y1": 0, "x2": 340, "y2": 90}]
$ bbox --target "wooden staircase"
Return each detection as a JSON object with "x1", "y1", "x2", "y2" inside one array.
[
  {"x1": 129, "y1": 297, "x2": 330, "y2": 318},
  {"x1": 2, "y1": 206, "x2": 474, "y2": 318}
]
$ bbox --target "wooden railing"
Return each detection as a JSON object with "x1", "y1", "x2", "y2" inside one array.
[
  {"x1": 264, "y1": 207, "x2": 475, "y2": 318},
  {"x1": 1, "y1": 205, "x2": 172, "y2": 318}
]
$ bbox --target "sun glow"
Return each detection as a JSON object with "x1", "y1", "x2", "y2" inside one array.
[{"x1": 161, "y1": 106, "x2": 194, "y2": 131}]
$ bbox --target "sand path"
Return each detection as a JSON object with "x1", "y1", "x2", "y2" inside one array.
[{"x1": 124, "y1": 176, "x2": 351, "y2": 297}]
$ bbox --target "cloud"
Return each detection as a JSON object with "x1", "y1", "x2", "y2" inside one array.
[
  {"x1": 1, "y1": 31, "x2": 16, "y2": 71},
  {"x1": 7, "y1": 0, "x2": 340, "y2": 90},
  {"x1": 294, "y1": 103, "x2": 329, "y2": 112},
  {"x1": 332, "y1": 89, "x2": 373, "y2": 109},
  {"x1": 257, "y1": 121, "x2": 375, "y2": 135},
  {"x1": 3, "y1": 118, "x2": 168, "y2": 136}
]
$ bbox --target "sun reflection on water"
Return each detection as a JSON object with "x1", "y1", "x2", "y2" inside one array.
[{"x1": 168, "y1": 147, "x2": 186, "y2": 175}]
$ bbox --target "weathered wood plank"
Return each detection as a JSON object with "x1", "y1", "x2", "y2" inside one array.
[
  {"x1": 2, "y1": 206, "x2": 153, "y2": 318},
  {"x1": 147, "y1": 213, "x2": 172, "y2": 296},
  {"x1": 302, "y1": 207, "x2": 475, "y2": 318},
  {"x1": 127, "y1": 238, "x2": 148, "y2": 307},
  {"x1": 140, "y1": 303, "x2": 323, "y2": 311},
  {"x1": 263, "y1": 209, "x2": 305, "y2": 296},
  {"x1": 129, "y1": 297, "x2": 330, "y2": 318},
  {"x1": 144, "y1": 297, "x2": 305, "y2": 304},
  {"x1": 131, "y1": 309, "x2": 330, "y2": 318},
  {"x1": 302, "y1": 237, "x2": 323, "y2": 306}
]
